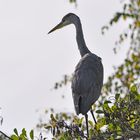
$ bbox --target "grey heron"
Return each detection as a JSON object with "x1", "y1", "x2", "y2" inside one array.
[{"x1": 48, "y1": 13, "x2": 104, "y2": 138}]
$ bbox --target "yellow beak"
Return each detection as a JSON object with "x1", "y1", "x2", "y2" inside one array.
[{"x1": 48, "y1": 21, "x2": 65, "y2": 34}]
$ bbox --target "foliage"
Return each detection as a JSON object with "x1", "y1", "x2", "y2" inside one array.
[
  {"x1": 37, "y1": 86, "x2": 140, "y2": 139},
  {"x1": 10, "y1": 128, "x2": 34, "y2": 140},
  {"x1": 53, "y1": 75, "x2": 72, "y2": 90},
  {"x1": 102, "y1": 0, "x2": 140, "y2": 53},
  {"x1": 0, "y1": 129, "x2": 34, "y2": 140}
]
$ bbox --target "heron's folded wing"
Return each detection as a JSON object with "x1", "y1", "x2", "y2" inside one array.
[{"x1": 71, "y1": 54, "x2": 103, "y2": 114}]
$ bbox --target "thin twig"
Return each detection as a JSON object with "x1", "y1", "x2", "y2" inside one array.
[{"x1": 0, "y1": 130, "x2": 13, "y2": 140}]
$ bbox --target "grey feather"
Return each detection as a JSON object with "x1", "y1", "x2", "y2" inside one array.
[{"x1": 72, "y1": 53, "x2": 103, "y2": 115}]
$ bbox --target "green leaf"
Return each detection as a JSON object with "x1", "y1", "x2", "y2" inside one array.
[
  {"x1": 104, "y1": 100, "x2": 112, "y2": 104},
  {"x1": 111, "y1": 104, "x2": 117, "y2": 111},
  {"x1": 11, "y1": 135, "x2": 19, "y2": 140},
  {"x1": 110, "y1": 12, "x2": 122, "y2": 25},
  {"x1": 19, "y1": 134, "x2": 26, "y2": 140},
  {"x1": 30, "y1": 130, "x2": 34, "y2": 140},
  {"x1": 109, "y1": 136, "x2": 115, "y2": 140},
  {"x1": 130, "y1": 84, "x2": 137, "y2": 93},
  {"x1": 13, "y1": 128, "x2": 18, "y2": 136},
  {"x1": 99, "y1": 118, "x2": 106, "y2": 126},
  {"x1": 22, "y1": 128, "x2": 27, "y2": 137},
  {"x1": 108, "y1": 123, "x2": 114, "y2": 131},
  {"x1": 88, "y1": 120, "x2": 94, "y2": 127},
  {"x1": 95, "y1": 118, "x2": 106, "y2": 131},
  {"x1": 136, "y1": 94, "x2": 140, "y2": 101},
  {"x1": 79, "y1": 117, "x2": 84, "y2": 126},
  {"x1": 45, "y1": 125, "x2": 52, "y2": 130},
  {"x1": 50, "y1": 114, "x2": 57, "y2": 122},
  {"x1": 96, "y1": 110, "x2": 104, "y2": 114},
  {"x1": 115, "y1": 93, "x2": 120, "y2": 100}
]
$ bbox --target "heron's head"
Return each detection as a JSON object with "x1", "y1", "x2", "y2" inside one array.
[{"x1": 48, "y1": 13, "x2": 79, "y2": 34}]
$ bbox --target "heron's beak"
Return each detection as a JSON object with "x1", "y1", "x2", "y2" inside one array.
[{"x1": 48, "y1": 21, "x2": 69, "y2": 34}]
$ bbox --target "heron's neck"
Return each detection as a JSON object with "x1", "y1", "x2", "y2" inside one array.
[{"x1": 75, "y1": 20, "x2": 90, "y2": 57}]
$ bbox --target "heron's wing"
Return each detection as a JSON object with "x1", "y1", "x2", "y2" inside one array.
[{"x1": 71, "y1": 53, "x2": 103, "y2": 115}]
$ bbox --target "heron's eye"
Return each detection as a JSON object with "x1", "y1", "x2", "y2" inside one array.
[{"x1": 62, "y1": 19, "x2": 66, "y2": 22}]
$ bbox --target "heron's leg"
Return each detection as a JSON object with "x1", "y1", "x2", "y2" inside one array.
[
  {"x1": 90, "y1": 109, "x2": 97, "y2": 124},
  {"x1": 85, "y1": 114, "x2": 89, "y2": 138}
]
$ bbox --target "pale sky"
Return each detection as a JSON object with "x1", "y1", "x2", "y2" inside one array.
[{"x1": 0, "y1": 0, "x2": 129, "y2": 136}]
